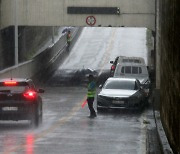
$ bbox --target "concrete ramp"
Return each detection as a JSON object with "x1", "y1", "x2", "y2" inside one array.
[{"x1": 60, "y1": 27, "x2": 148, "y2": 71}]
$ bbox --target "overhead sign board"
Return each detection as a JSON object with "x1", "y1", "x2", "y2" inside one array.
[{"x1": 67, "y1": 7, "x2": 120, "y2": 15}]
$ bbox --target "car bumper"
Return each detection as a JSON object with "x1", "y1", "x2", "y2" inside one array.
[
  {"x1": 0, "y1": 102, "x2": 36, "y2": 120},
  {"x1": 97, "y1": 97, "x2": 141, "y2": 109}
]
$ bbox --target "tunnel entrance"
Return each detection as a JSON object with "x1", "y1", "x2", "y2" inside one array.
[{"x1": 28, "y1": 26, "x2": 155, "y2": 88}]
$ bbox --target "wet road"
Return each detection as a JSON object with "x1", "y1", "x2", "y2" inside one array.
[
  {"x1": 0, "y1": 27, "x2": 152, "y2": 154},
  {"x1": 0, "y1": 86, "x2": 149, "y2": 154}
]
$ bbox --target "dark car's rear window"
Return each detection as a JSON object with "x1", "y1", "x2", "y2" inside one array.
[
  {"x1": 0, "y1": 82, "x2": 28, "y2": 92},
  {"x1": 0, "y1": 86, "x2": 27, "y2": 92}
]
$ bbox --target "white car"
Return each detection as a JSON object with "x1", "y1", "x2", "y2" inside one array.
[{"x1": 97, "y1": 78, "x2": 147, "y2": 111}]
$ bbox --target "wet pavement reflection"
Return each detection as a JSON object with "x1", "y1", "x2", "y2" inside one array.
[
  {"x1": 0, "y1": 122, "x2": 35, "y2": 154},
  {"x1": 0, "y1": 70, "x2": 148, "y2": 154}
]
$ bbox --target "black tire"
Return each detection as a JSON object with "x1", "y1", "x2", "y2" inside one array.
[
  {"x1": 39, "y1": 102, "x2": 43, "y2": 124},
  {"x1": 31, "y1": 103, "x2": 42, "y2": 127},
  {"x1": 31, "y1": 110, "x2": 39, "y2": 127}
]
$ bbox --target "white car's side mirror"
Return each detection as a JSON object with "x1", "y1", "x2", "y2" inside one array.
[{"x1": 99, "y1": 85, "x2": 103, "y2": 89}]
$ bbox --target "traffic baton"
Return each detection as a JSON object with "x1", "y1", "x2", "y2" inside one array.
[{"x1": 81, "y1": 100, "x2": 87, "y2": 108}]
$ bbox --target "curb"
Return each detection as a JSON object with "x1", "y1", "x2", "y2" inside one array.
[
  {"x1": 154, "y1": 111, "x2": 174, "y2": 154},
  {"x1": 145, "y1": 105, "x2": 161, "y2": 154}
]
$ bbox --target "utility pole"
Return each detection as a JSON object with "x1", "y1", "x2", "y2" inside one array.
[{"x1": 14, "y1": 0, "x2": 18, "y2": 65}]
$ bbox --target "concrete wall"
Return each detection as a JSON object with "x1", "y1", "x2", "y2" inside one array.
[
  {"x1": 159, "y1": 0, "x2": 180, "y2": 153},
  {"x1": 0, "y1": 26, "x2": 58, "y2": 70},
  {"x1": 0, "y1": 0, "x2": 155, "y2": 30},
  {"x1": 0, "y1": 27, "x2": 81, "y2": 83},
  {"x1": 0, "y1": 26, "x2": 15, "y2": 70},
  {"x1": 155, "y1": 0, "x2": 161, "y2": 90},
  {"x1": 18, "y1": 26, "x2": 55, "y2": 62},
  {"x1": 0, "y1": 0, "x2": 14, "y2": 28}
]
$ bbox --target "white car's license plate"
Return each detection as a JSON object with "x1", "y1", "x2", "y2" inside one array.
[
  {"x1": 2, "y1": 107, "x2": 18, "y2": 111},
  {"x1": 112, "y1": 100, "x2": 124, "y2": 104}
]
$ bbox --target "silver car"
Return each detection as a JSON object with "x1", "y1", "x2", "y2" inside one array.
[{"x1": 97, "y1": 78, "x2": 146, "y2": 111}]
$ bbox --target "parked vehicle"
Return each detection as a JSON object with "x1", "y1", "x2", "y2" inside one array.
[
  {"x1": 97, "y1": 78, "x2": 147, "y2": 111},
  {"x1": 0, "y1": 78, "x2": 44, "y2": 126},
  {"x1": 113, "y1": 63, "x2": 151, "y2": 98},
  {"x1": 110, "y1": 56, "x2": 146, "y2": 76},
  {"x1": 114, "y1": 63, "x2": 149, "y2": 82}
]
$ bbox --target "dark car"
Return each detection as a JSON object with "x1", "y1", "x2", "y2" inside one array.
[
  {"x1": 0, "y1": 78, "x2": 44, "y2": 126},
  {"x1": 97, "y1": 78, "x2": 146, "y2": 111}
]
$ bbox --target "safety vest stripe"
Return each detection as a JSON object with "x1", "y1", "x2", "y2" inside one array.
[
  {"x1": 87, "y1": 82, "x2": 96, "y2": 98},
  {"x1": 87, "y1": 91, "x2": 95, "y2": 97}
]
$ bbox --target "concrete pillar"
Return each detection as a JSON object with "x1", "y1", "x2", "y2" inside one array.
[
  {"x1": 152, "y1": 0, "x2": 160, "y2": 111},
  {"x1": 156, "y1": 0, "x2": 160, "y2": 90}
]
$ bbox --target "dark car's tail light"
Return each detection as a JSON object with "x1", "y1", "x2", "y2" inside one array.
[
  {"x1": 23, "y1": 90, "x2": 37, "y2": 100},
  {"x1": 111, "y1": 65, "x2": 115, "y2": 70},
  {"x1": 4, "y1": 81, "x2": 17, "y2": 86}
]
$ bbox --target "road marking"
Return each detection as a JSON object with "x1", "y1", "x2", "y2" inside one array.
[{"x1": 4, "y1": 96, "x2": 87, "y2": 154}]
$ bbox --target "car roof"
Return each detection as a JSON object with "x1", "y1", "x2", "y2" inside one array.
[
  {"x1": 107, "y1": 77, "x2": 137, "y2": 82},
  {"x1": 116, "y1": 56, "x2": 145, "y2": 64},
  {"x1": 116, "y1": 62, "x2": 147, "y2": 67},
  {"x1": 0, "y1": 78, "x2": 31, "y2": 83},
  {"x1": 117, "y1": 56, "x2": 145, "y2": 60}
]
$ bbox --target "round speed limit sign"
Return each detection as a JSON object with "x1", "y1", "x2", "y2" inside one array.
[{"x1": 86, "y1": 16, "x2": 96, "y2": 26}]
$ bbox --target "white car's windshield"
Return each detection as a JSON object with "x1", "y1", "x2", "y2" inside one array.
[{"x1": 103, "y1": 80, "x2": 135, "y2": 90}]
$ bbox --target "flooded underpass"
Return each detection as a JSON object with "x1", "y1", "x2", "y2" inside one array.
[{"x1": 0, "y1": 27, "x2": 161, "y2": 154}]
